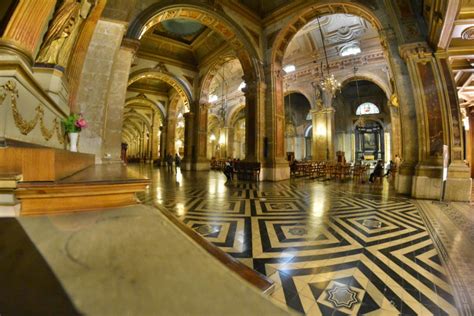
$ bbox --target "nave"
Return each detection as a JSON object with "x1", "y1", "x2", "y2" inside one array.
[{"x1": 135, "y1": 165, "x2": 472, "y2": 315}]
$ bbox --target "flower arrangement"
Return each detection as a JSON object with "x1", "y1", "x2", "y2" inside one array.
[{"x1": 63, "y1": 113, "x2": 87, "y2": 133}]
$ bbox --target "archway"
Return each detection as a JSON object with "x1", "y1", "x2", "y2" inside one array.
[
  {"x1": 125, "y1": 2, "x2": 262, "y2": 169},
  {"x1": 284, "y1": 92, "x2": 311, "y2": 161},
  {"x1": 272, "y1": 4, "x2": 396, "y2": 164}
]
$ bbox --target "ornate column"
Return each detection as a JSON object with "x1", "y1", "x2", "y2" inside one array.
[
  {"x1": 181, "y1": 112, "x2": 195, "y2": 170},
  {"x1": 400, "y1": 42, "x2": 471, "y2": 201},
  {"x1": 1, "y1": 0, "x2": 56, "y2": 62},
  {"x1": 101, "y1": 38, "x2": 139, "y2": 164},
  {"x1": 192, "y1": 102, "x2": 210, "y2": 170},
  {"x1": 381, "y1": 29, "x2": 419, "y2": 195},
  {"x1": 311, "y1": 107, "x2": 336, "y2": 161}
]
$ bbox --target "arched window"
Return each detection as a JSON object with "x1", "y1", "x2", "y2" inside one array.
[{"x1": 356, "y1": 102, "x2": 380, "y2": 115}]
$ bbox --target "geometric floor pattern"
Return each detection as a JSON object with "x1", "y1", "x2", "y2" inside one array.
[{"x1": 135, "y1": 166, "x2": 461, "y2": 315}]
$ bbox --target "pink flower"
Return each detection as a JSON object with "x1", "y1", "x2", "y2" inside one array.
[{"x1": 75, "y1": 118, "x2": 87, "y2": 128}]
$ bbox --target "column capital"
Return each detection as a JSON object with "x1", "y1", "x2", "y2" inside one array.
[
  {"x1": 399, "y1": 42, "x2": 432, "y2": 61},
  {"x1": 310, "y1": 107, "x2": 336, "y2": 115},
  {"x1": 121, "y1": 38, "x2": 141, "y2": 54}
]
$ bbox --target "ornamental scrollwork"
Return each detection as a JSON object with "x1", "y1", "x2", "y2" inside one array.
[{"x1": 0, "y1": 80, "x2": 65, "y2": 143}]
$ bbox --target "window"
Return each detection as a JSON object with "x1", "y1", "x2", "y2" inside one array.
[{"x1": 356, "y1": 102, "x2": 380, "y2": 115}]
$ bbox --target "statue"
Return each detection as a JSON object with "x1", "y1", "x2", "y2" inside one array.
[{"x1": 36, "y1": 0, "x2": 95, "y2": 68}]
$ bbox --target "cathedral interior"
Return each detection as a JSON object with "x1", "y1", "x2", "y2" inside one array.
[{"x1": 0, "y1": 0, "x2": 474, "y2": 315}]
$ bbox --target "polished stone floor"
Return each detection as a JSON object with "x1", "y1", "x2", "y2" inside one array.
[{"x1": 134, "y1": 165, "x2": 473, "y2": 315}]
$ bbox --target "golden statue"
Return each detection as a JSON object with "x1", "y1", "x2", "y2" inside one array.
[{"x1": 36, "y1": 0, "x2": 94, "y2": 68}]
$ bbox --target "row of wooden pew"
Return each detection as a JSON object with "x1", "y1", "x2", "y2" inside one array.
[{"x1": 290, "y1": 161, "x2": 371, "y2": 182}]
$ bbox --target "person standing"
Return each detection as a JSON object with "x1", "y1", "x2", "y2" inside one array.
[{"x1": 174, "y1": 153, "x2": 181, "y2": 171}]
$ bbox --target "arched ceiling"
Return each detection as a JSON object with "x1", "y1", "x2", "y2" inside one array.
[
  {"x1": 284, "y1": 14, "x2": 381, "y2": 65},
  {"x1": 207, "y1": 59, "x2": 245, "y2": 119}
]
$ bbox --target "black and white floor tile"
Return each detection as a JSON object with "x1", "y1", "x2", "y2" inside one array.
[{"x1": 136, "y1": 167, "x2": 462, "y2": 315}]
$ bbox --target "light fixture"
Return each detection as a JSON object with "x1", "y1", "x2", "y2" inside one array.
[
  {"x1": 283, "y1": 64, "x2": 296, "y2": 73},
  {"x1": 219, "y1": 133, "x2": 225, "y2": 145},
  {"x1": 217, "y1": 62, "x2": 228, "y2": 125},
  {"x1": 353, "y1": 66, "x2": 365, "y2": 128},
  {"x1": 238, "y1": 81, "x2": 246, "y2": 91},
  {"x1": 317, "y1": 17, "x2": 341, "y2": 96},
  {"x1": 210, "y1": 133, "x2": 216, "y2": 141},
  {"x1": 208, "y1": 94, "x2": 218, "y2": 103},
  {"x1": 176, "y1": 139, "x2": 183, "y2": 147}
]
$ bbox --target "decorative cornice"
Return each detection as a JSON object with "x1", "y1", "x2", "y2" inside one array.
[{"x1": 399, "y1": 42, "x2": 433, "y2": 61}]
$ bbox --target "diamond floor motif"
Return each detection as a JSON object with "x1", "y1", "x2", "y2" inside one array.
[{"x1": 135, "y1": 166, "x2": 463, "y2": 315}]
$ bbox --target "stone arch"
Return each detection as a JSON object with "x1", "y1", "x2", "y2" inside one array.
[
  {"x1": 284, "y1": 90, "x2": 313, "y2": 108},
  {"x1": 228, "y1": 104, "x2": 246, "y2": 127},
  {"x1": 125, "y1": 97, "x2": 166, "y2": 122},
  {"x1": 128, "y1": 69, "x2": 193, "y2": 112},
  {"x1": 126, "y1": 2, "x2": 262, "y2": 85},
  {"x1": 272, "y1": 2, "x2": 384, "y2": 67},
  {"x1": 198, "y1": 54, "x2": 238, "y2": 105},
  {"x1": 340, "y1": 74, "x2": 391, "y2": 100},
  {"x1": 123, "y1": 111, "x2": 152, "y2": 133}
]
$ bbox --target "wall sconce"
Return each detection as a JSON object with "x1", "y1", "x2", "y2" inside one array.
[
  {"x1": 176, "y1": 139, "x2": 183, "y2": 147},
  {"x1": 210, "y1": 134, "x2": 216, "y2": 141}
]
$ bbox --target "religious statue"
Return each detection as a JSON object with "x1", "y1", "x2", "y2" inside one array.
[
  {"x1": 36, "y1": 0, "x2": 95, "y2": 68},
  {"x1": 314, "y1": 85, "x2": 324, "y2": 110}
]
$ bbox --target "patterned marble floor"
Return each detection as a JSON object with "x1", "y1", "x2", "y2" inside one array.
[{"x1": 133, "y1": 165, "x2": 464, "y2": 315}]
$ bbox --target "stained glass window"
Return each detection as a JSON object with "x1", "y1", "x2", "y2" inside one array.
[{"x1": 356, "y1": 102, "x2": 380, "y2": 115}]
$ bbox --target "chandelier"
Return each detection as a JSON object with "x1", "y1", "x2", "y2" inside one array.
[
  {"x1": 317, "y1": 17, "x2": 341, "y2": 96},
  {"x1": 217, "y1": 62, "x2": 228, "y2": 125},
  {"x1": 353, "y1": 66, "x2": 365, "y2": 128}
]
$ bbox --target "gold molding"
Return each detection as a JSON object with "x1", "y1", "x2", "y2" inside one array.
[{"x1": 0, "y1": 80, "x2": 65, "y2": 144}]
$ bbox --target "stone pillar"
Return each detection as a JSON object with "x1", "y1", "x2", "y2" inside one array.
[
  {"x1": 192, "y1": 103, "x2": 210, "y2": 170},
  {"x1": 400, "y1": 42, "x2": 471, "y2": 201},
  {"x1": 381, "y1": 29, "x2": 419, "y2": 195},
  {"x1": 243, "y1": 81, "x2": 263, "y2": 163},
  {"x1": 75, "y1": 19, "x2": 125, "y2": 163},
  {"x1": 151, "y1": 112, "x2": 160, "y2": 161},
  {"x1": 436, "y1": 52, "x2": 471, "y2": 201},
  {"x1": 101, "y1": 38, "x2": 139, "y2": 164},
  {"x1": 181, "y1": 112, "x2": 194, "y2": 170},
  {"x1": 311, "y1": 107, "x2": 336, "y2": 161},
  {"x1": 159, "y1": 126, "x2": 165, "y2": 162},
  {"x1": 1, "y1": 0, "x2": 56, "y2": 62},
  {"x1": 261, "y1": 66, "x2": 290, "y2": 181},
  {"x1": 469, "y1": 109, "x2": 474, "y2": 178}
]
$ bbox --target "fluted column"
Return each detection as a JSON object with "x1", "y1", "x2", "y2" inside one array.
[
  {"x1": 181, "y1": 112, "x2": 194, "y2": 170},
  {"x1": 159, "y1": 126, "x2": 165, "y2": 162},
  {"x1": 1, "y1": 0, "x2": 56, "y2": 62},
  {"x1": 225, "y1": 126, "x2": 234, "y2": 158}
]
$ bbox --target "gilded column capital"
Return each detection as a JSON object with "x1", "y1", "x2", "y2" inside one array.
[{"x1": 399, "y1": 42, "x2": 432, "y2": 61}]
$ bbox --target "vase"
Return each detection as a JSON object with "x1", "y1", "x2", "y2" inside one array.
[{"x1": 68, "y1": 132, "x2": 79, "y2": 152}]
